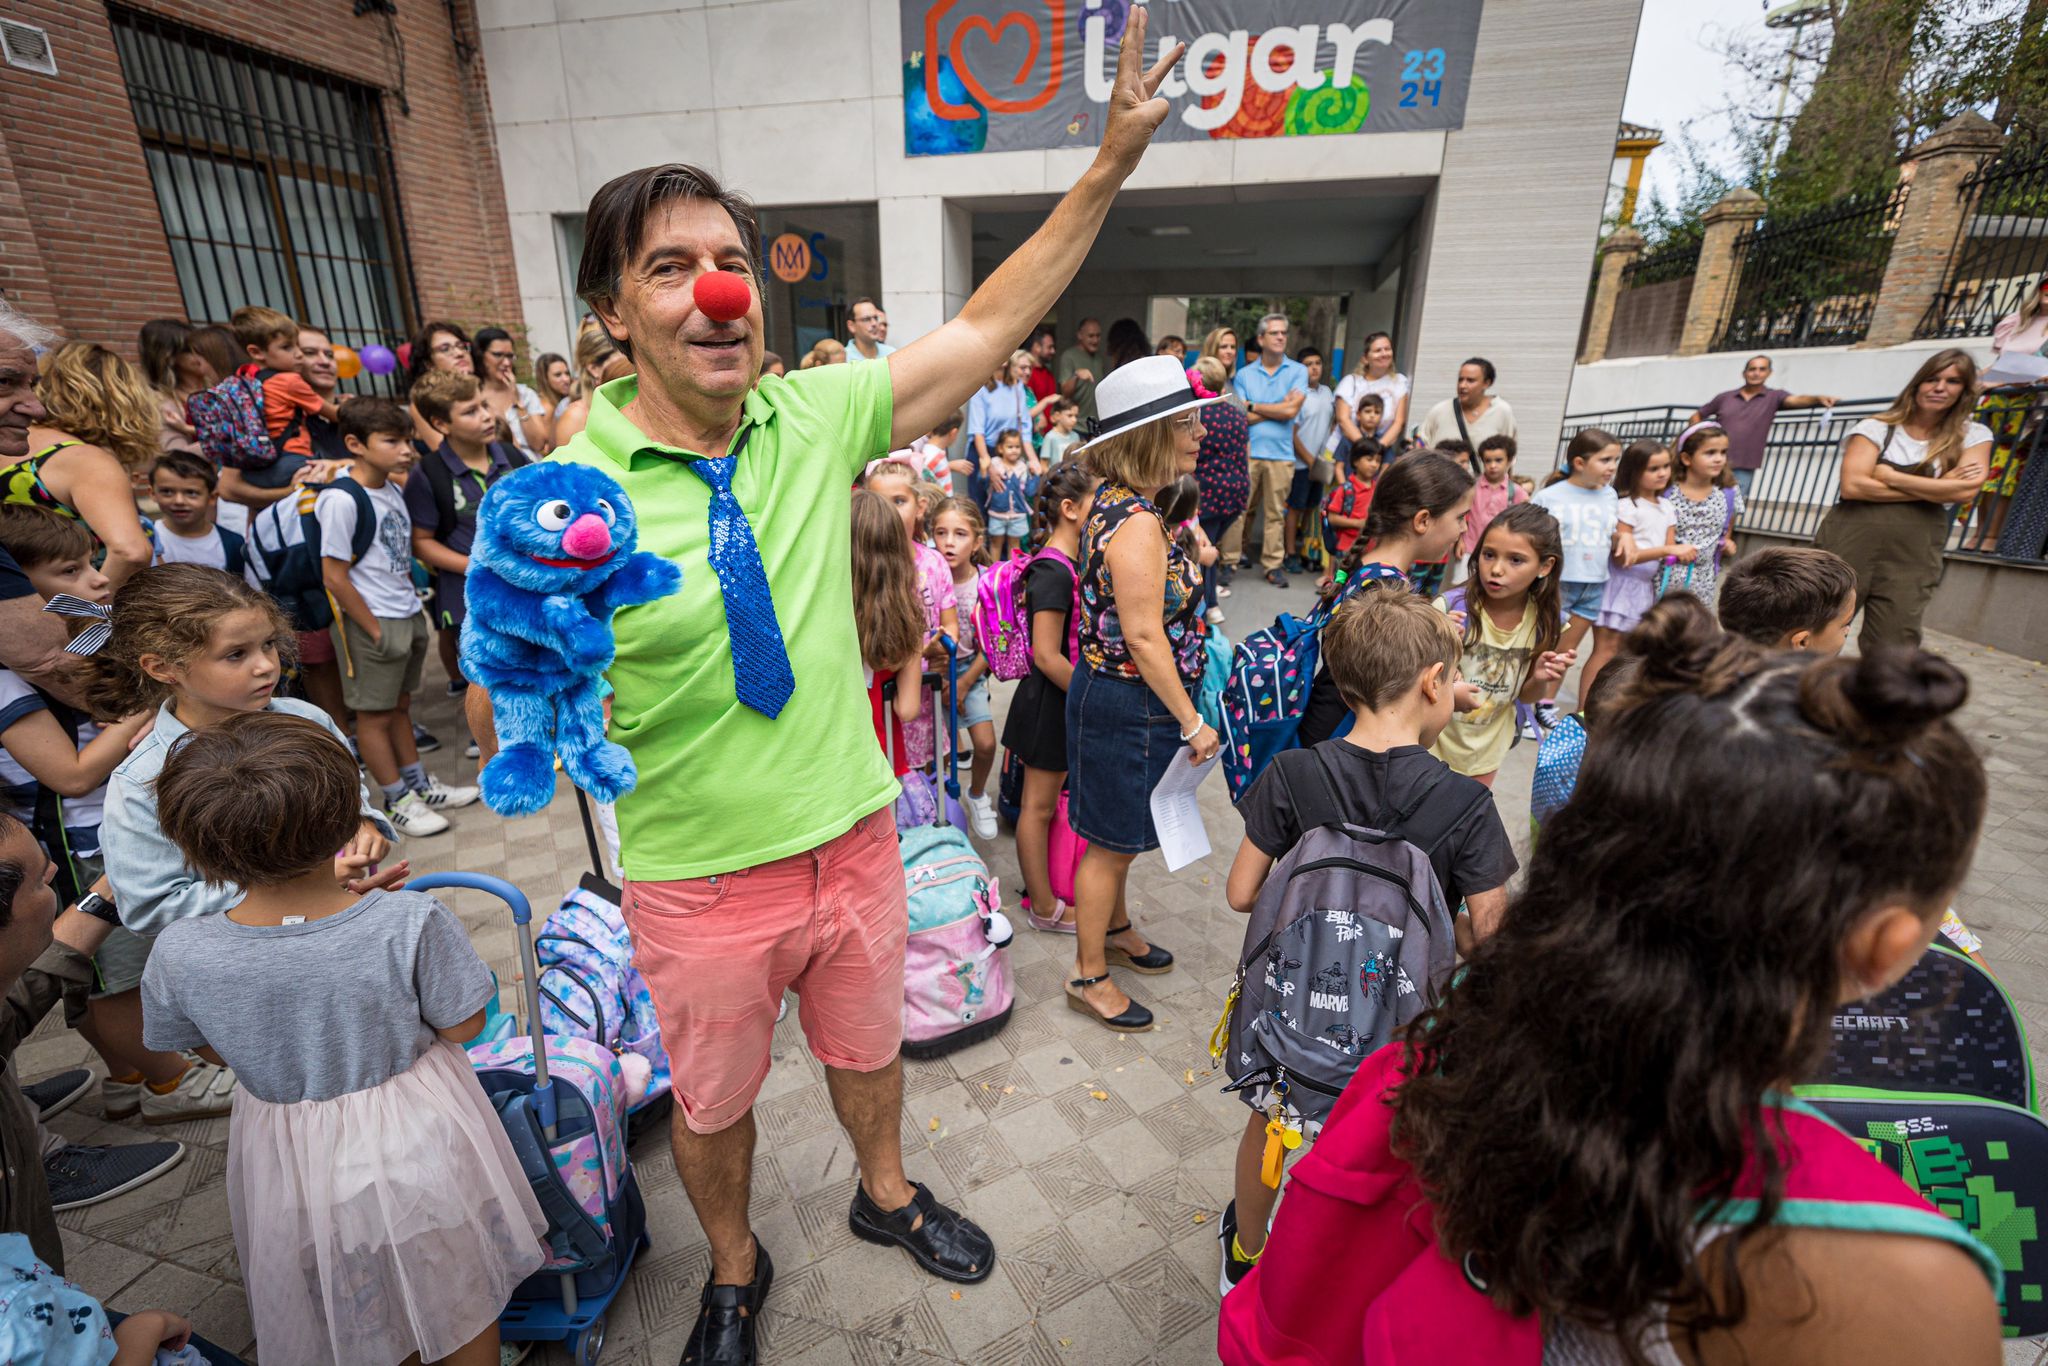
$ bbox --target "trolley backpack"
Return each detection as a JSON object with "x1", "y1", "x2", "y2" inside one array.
[
  {"x1": 978, "y1": 545, "x2": 1079, "y2": 682},
  {"x1": 245, "y1": 476, "x2": 375, "y2": 632},
  {"x1": 536, "y1": 885, "x2": 673, "y2": 1110},
  {"x1": 1213, "y1": 746, "x2": 1469, "y2": 1138},
  {"x1": 1217, "y1": 1044, "x2": 2006, "y2": 1365},
  {"x1": 1819, "y1": 941, "x2": 2035, "y2": 1112},
  {"x1": 187, "y1": 366, "x2": 300, "y2": 472},
  {"x1": 898, "y1": 821, "x2": 1015, "y2": 1058}
]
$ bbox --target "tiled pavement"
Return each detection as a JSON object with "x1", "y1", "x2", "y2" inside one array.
[{"x1": 15, "y1": 574, "x2": 2048, "y2": 1366}]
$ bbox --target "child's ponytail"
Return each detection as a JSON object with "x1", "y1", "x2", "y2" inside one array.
[
  {"x1": 1154, "y1": 475, "x2": 1201, "y2": 562},
  {"x1": 1030, "y1": 462, "x2": 1099, "y2": 552},
  {"x1": 81, "y1": 565, "x2": 295, "y2": 722}
]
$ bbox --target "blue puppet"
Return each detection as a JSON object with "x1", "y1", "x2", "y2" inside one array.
[{"x1": 461, "y1": 463, "x2": 681, "y2": 816}]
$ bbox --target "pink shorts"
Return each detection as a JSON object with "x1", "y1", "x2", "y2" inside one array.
[
  {"x1": 297, "y1": 627, "x2": 336, "y2": 667},
  {"x1": 623, "y1": 806, "x2": 905, "y2": 1134}
]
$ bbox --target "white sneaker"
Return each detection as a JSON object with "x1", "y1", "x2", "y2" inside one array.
[
  {"x1": 1205, "y1": 606, "x2": 1226, "y2": 626},
  {"x1": 140, "y1": 1059, "x2": 237, "y2": 1125},
  {"x1": 965, "y1": 791, "x2": 998, "y2": 840},
  {"x1": 100, "y1": 1075, "x2": 143, "y2": 1121},
  {"x1": 414, "y1": 775, "x2": 480, "y2": 810},
  {"x1": 386, "y1": 790, "x2": 451, "y2": 836}
]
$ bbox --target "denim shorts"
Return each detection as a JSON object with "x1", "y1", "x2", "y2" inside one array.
[
  {"x1": 1064, "y1": 664, "x2": 1188, "y2": 855},
  {"x1": 988, "y1": 513, "x2": 1029, "y2": 540},
  {"x1": 1560, "y1": 579, "x2": 1605, "y2": 622},
  {"x1": 959, "y1": 675, "x2": 992, "y2": 728}
]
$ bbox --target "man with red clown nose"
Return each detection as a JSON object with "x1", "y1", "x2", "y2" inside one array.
[{"x1": 465, "y1": 11, "x2": 1188, "y2": 1364}]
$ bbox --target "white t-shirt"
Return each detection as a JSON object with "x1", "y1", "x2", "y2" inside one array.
[
  {"x1": 153, "y1": 525, "x2": 229, "y2": 570},
  {"x1": 1532, "y1": 479, "x2": 1620, "y2": 585},
  {"x1": 0, "y1": 668, "x2": 104, "y2": 839},
  {"x1": 1332, "y1": 371, "x2": 1411, "y2": 447},
  {"x1": 847, "y1": 341, "x2": 897, "y2": 363},
  {"x1": 1851, "y1": 418, "x2": 1995, "y2": 471},
  {"x1": 1617, "y1": 496, "x2": 1675, "y2": 557},
  {"x1": 315, "y1": 480, "x2": 422, "y2": 620}
]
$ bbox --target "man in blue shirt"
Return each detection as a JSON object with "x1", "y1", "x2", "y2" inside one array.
[{"x1": 1232, "y1": 314, "x2": 1308, "y2": 586}]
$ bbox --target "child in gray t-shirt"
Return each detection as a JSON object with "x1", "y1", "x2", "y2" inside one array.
[{"x1": 141, "y1": 710, "x2": 545, "y2": 1366}]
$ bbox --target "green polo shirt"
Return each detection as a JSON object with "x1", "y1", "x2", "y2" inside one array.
[{"x1": 558, "y1": 364, "x2": 899, "y2": 880}]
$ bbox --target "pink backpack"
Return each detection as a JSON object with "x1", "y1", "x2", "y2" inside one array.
[
  {"x1": 978, "y1": 546, "x2": 1078, "y2": 681},
  {"x1": 1218, "y1": 1043, "x2": 2000, "y2": 1365}
]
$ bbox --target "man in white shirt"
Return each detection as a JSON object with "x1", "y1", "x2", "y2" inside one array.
[{"x1": 846, "y1": 297, "x2": 896, "y2": 363}]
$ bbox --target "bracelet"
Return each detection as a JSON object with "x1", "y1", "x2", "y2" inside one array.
[{"x1": 1179, "y1": 719, "x2": 1205, "y2": 742}]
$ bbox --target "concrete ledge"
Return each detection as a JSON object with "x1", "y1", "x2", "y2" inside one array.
[{"x1": 1738, "y1": 529, "x2": 2048, "y2": 663}]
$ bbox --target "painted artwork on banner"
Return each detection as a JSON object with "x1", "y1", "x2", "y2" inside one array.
[{"x1": 901, "y1": 0, "x2": 1482, "y2": 157}]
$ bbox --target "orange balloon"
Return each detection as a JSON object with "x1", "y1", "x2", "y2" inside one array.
[{"x1": 333, "y1": 345, "x2": 362, "y2": 380}]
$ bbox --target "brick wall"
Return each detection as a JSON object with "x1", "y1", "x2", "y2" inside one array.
[{"x1": 0, "y1": 0, "x2": 520, "y2": 357}]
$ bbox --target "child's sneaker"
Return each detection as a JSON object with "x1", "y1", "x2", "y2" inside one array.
[
  {"x1": 1205, "y1": 606, "x2": 1226, "y2": 626},
  {"x1": 964, "y1": 791, "x2": 998, "y2": 840},
  {"x1": 1531, "y1": 700, "x2": 1562, "y2": 734},
  {"x1": 412, "y1": 723, "x2": 441, "y2": 754},
  {"x1": 464, "y1": 740, "x2": 481, "y2": 760},
  {"x1": 140, "y1": 1059, "x2": 237, "y2": 1125},
  {"x1": 1217, "y1": 1199, "x2": 1258, "y2": 1296},
  {"x1": 386, "y1": 790, "x2": 451, "y2": 836},
  {"x1": 415, "y1": 774, "x2": 480, "y2": 811},
  {"x1": 100, "y1": 1074, "x2": 144, "y2": 1121}
]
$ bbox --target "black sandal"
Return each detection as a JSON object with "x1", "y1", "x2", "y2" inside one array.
[
  {"x1": 1104, "y1": 922, "x2": 1174, "y2": 974},
  {"x1": 682, "y1": 1236, "x2": 772, "y2": 1366},
  {"x1": 849, "y1": 1180, "x2": 995, "y2": 1283},
  {"x1": 1065, "y1": 972, "x2": 1154, "y2": 1031}
]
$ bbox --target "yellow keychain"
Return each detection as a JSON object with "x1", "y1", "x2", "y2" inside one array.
[{"x1": 1261, "y1": 1118, "x2": 1287, "y2": 1189}]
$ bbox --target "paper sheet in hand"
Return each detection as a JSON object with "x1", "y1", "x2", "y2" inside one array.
[
  {"x1": 1150, "y1": 746, "x2": 1221, "y2": 872},
  {"x1": 1981, "y1": 353, "x2": 2048, "y2": 387}
]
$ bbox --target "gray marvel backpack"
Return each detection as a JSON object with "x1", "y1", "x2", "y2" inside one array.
[{"x1": 1218, "y1": 747, "x2": 1466, "y2": 1135}]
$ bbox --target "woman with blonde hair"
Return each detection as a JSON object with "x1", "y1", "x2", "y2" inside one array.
[
  {"x1": 1813, "y1": 347, "x2": 1991, "y2": 651},
  {"x1": 1061, "y1": 356, "x2": 1224, "y2": 1032},
  {"x1": 137, "y1": 318, "x2": 216, "y2": 457},
  {"x1": 14, "y1": 342, "x2": 156, "y2": 588},
  {"x1": 1197, "y1": 327, "x2": 1240, "y2": 381},
  {"x1": 551, "y1": 322, "x2": 634, "y2": 447}
]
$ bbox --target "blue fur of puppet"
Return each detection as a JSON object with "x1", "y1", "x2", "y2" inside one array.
[{"x1": 460, "y1": 462, "x2": 681, "y2": 816}]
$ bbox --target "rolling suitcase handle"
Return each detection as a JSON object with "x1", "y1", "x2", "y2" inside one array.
[{"x1": 937, "y1": 632, "x2": 961, "y2": 807}]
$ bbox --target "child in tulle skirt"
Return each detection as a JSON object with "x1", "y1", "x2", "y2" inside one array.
[{"x1": 140, "y1": 712, "x2": 545, "y2": 1366}]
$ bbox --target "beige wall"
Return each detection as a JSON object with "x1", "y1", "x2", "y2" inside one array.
[{"x1": 1407, "y1": 0, "x2": 1645, "y2": 466}]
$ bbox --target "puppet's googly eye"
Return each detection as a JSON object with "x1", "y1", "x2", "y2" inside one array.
[
  {"x1": 595, "y1": 499, "x2": 617, "y2": 526},
  {"x1": 535, "y1": 501, "x2": 572, "y2": 531}
]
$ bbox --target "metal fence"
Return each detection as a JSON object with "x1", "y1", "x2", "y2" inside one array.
[
  {"x1": 1709, "y1": 184, "x2": 1911, "y2": 352},
  {"x1": 1621, "y1": 239, "x2": 1702, "y2": 290},
  {"x1": 1916, "y1": 142, "x2": 2048, "y2": 340},
  {"x1": 1557, "y1": 387, "x2": 2048, "y2": 565}
]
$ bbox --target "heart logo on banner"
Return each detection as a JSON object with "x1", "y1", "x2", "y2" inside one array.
[{"x1": 925, "y1": 0, "x2": 1066, "y2": 118}]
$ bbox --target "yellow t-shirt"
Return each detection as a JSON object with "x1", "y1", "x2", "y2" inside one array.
[{"x1": 1429, "y1": 595, "x2": 1538, "y2": 777}]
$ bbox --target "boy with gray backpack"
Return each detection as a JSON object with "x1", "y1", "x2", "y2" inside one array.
[{"x1": 1212, "y1": 588, "x2": 1516, "y2": 1295}]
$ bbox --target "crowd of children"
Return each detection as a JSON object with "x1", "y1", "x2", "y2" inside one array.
[{"x1": 1, "y1": 280, "x2": 2020, "y2": 1365}]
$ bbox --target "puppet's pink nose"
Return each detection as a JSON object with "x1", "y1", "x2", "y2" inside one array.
[{"x1": 561, "y1": 514, "x2": 613, "y2": 560}]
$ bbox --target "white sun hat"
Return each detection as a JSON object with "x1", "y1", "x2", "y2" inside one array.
[{"x1": 1071, "y1": 354, "x2": 1226, "y2": 455}]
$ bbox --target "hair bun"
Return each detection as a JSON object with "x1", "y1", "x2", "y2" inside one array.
[
  {"x1": 1824, "y1": 647, "x2": 1970, "y2": 743},
  {"x1": 1622, "y1": 593, "x2": 1721, "y2": 689}
]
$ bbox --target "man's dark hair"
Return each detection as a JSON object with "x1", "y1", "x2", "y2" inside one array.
[
  {"x1": 338, "y1": 396, "x2": 413, "y2": 444},
  {"x1": 850, "y1": 297, "x2": 881, "y2": 315},
  {"x1": 1296, "y1": 346, "x2": 1323, "y2": 365},
  {"x1": 1028, "y1": 324, "x2": 1057, "y2": 349},
  {"x1": 1718, "y1": 547, "x2": 1857, "y2": 646},
  {"x1": 576, "y1": 164, "x2": 761, "y2": 363},
  {"x1": 150, "y1": 449, "x2": 218, "y2": 492}
]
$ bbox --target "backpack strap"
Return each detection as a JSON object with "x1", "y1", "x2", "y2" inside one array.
[
  {"x1": 421, "y1": 448, "x2": 458, "y2": 541},
  {"x1": 1388, "y1": 766, "x2": 1478, "y2": 857},
  {"x1": 303, "y1": 478, "x2": 378, "y2": 567},
  {"x1": 219, "y1": 526, "x2": 246, "y2": 578},
  {"x1": 1271, "y1": 746, "x2": 1350, "y2": 835}
]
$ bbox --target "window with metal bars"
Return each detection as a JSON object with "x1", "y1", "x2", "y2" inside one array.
[{"x1": 109, "y1": 7, "x2": 416, "y2": 390}]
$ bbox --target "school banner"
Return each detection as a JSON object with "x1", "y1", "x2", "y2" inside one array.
[{"x1": 900, "y1": 0, "x2": 1485, "y2": 157}]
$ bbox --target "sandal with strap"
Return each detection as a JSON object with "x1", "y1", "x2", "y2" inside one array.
[
  {"x1": 1104, "y1": 922, "x2": 1174, "y2": 974},
  {"x1": 849, "y1": 1180, "x2": 995, "y2": 1283},
  {"x1": 682, "y1": 1237, "x2": 772, "y2": 1366},
  {"x1": 1065, "y1": 972, "x2": 1154, "y2": 1031},
  {"x1": 1025, "y1": 895, "x2": 1077, "y2": 934}
]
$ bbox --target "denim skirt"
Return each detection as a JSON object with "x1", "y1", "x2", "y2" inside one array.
[{"x1": 1065, "y1": 664, "x2": 1187, "y2": 855}]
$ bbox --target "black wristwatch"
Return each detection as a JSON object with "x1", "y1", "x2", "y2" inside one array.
[{"x1": 73, "y1": 891, "x2": 120, "y2": 926}]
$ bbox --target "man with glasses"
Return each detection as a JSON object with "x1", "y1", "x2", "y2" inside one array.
[{"x1": 846, "y1": 297, "x2": 894, "y2": 363}]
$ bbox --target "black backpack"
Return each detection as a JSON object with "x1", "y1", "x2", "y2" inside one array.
[{"x1": 247, "y1": 477, "x2": 377, "y2": 632}]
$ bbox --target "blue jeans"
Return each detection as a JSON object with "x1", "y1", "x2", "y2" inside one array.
[{"x1": 1731, "y1": 467, "x2": 1755, "y2": 497}]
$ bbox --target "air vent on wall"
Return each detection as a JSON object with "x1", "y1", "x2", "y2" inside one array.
[{"x1": 0, "y1": 20, "x2": 56, "y2": 75}]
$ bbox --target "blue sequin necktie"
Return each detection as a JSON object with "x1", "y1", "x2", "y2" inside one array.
[{"x1": 684, "y1": 425, "x2": 795, "y2": 720}]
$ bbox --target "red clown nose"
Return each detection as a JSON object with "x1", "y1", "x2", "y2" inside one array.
[{"x1": 693, "y1": 271, "x2": 752, "y2": 323}]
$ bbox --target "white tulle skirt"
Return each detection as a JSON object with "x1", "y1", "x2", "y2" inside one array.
[{"x1": 227, "y1": 1038, "x2": 548, "y2": 1366}]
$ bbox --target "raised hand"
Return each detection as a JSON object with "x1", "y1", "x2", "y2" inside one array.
[{"x1": 1095, "y1": 3, "x2": 1187, "y2": 181}]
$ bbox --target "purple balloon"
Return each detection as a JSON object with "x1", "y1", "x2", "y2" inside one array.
[{"x1": 359, "y1": 344, "x2": 398, "y2": 376}]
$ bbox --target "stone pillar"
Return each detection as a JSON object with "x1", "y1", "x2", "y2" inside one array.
[
  {"x1": 1862, "y1": 112, "x2": 2006, "y2": 348},
  {"x1": 1677, "y1": 189, "x2": 1766, "y2": 357},
  {"x1": 1580, "y1": 226, "x2": 1644, "y2": 364}
]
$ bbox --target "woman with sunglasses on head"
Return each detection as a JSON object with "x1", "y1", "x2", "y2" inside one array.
[{"x1": 1062, "y1": 357, "x2": 1224, "y2": 1033}]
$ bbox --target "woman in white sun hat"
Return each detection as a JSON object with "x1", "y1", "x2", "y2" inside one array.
[{"x1": 1063, "y1": 355, "x2": 1225, "y2": 1033}]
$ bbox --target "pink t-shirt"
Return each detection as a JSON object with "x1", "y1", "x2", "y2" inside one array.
[{"x1": 1461, "y1": 477, "x2": 1527, "y2": 558}]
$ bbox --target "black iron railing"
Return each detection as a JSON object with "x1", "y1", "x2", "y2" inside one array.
[
  {"x1": 1620, "y1": 239, "x2": 1702, "y2": 290},
  {"x1": 1916, "y1": 142, "x2": 2048, "y2": 340},
  {"x1": 1558, "y1": 389, "x2": 2048, "y2": 565},
  {"x1": 1710, "y1": 185, "x2": 1911, "y2": 352}
]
